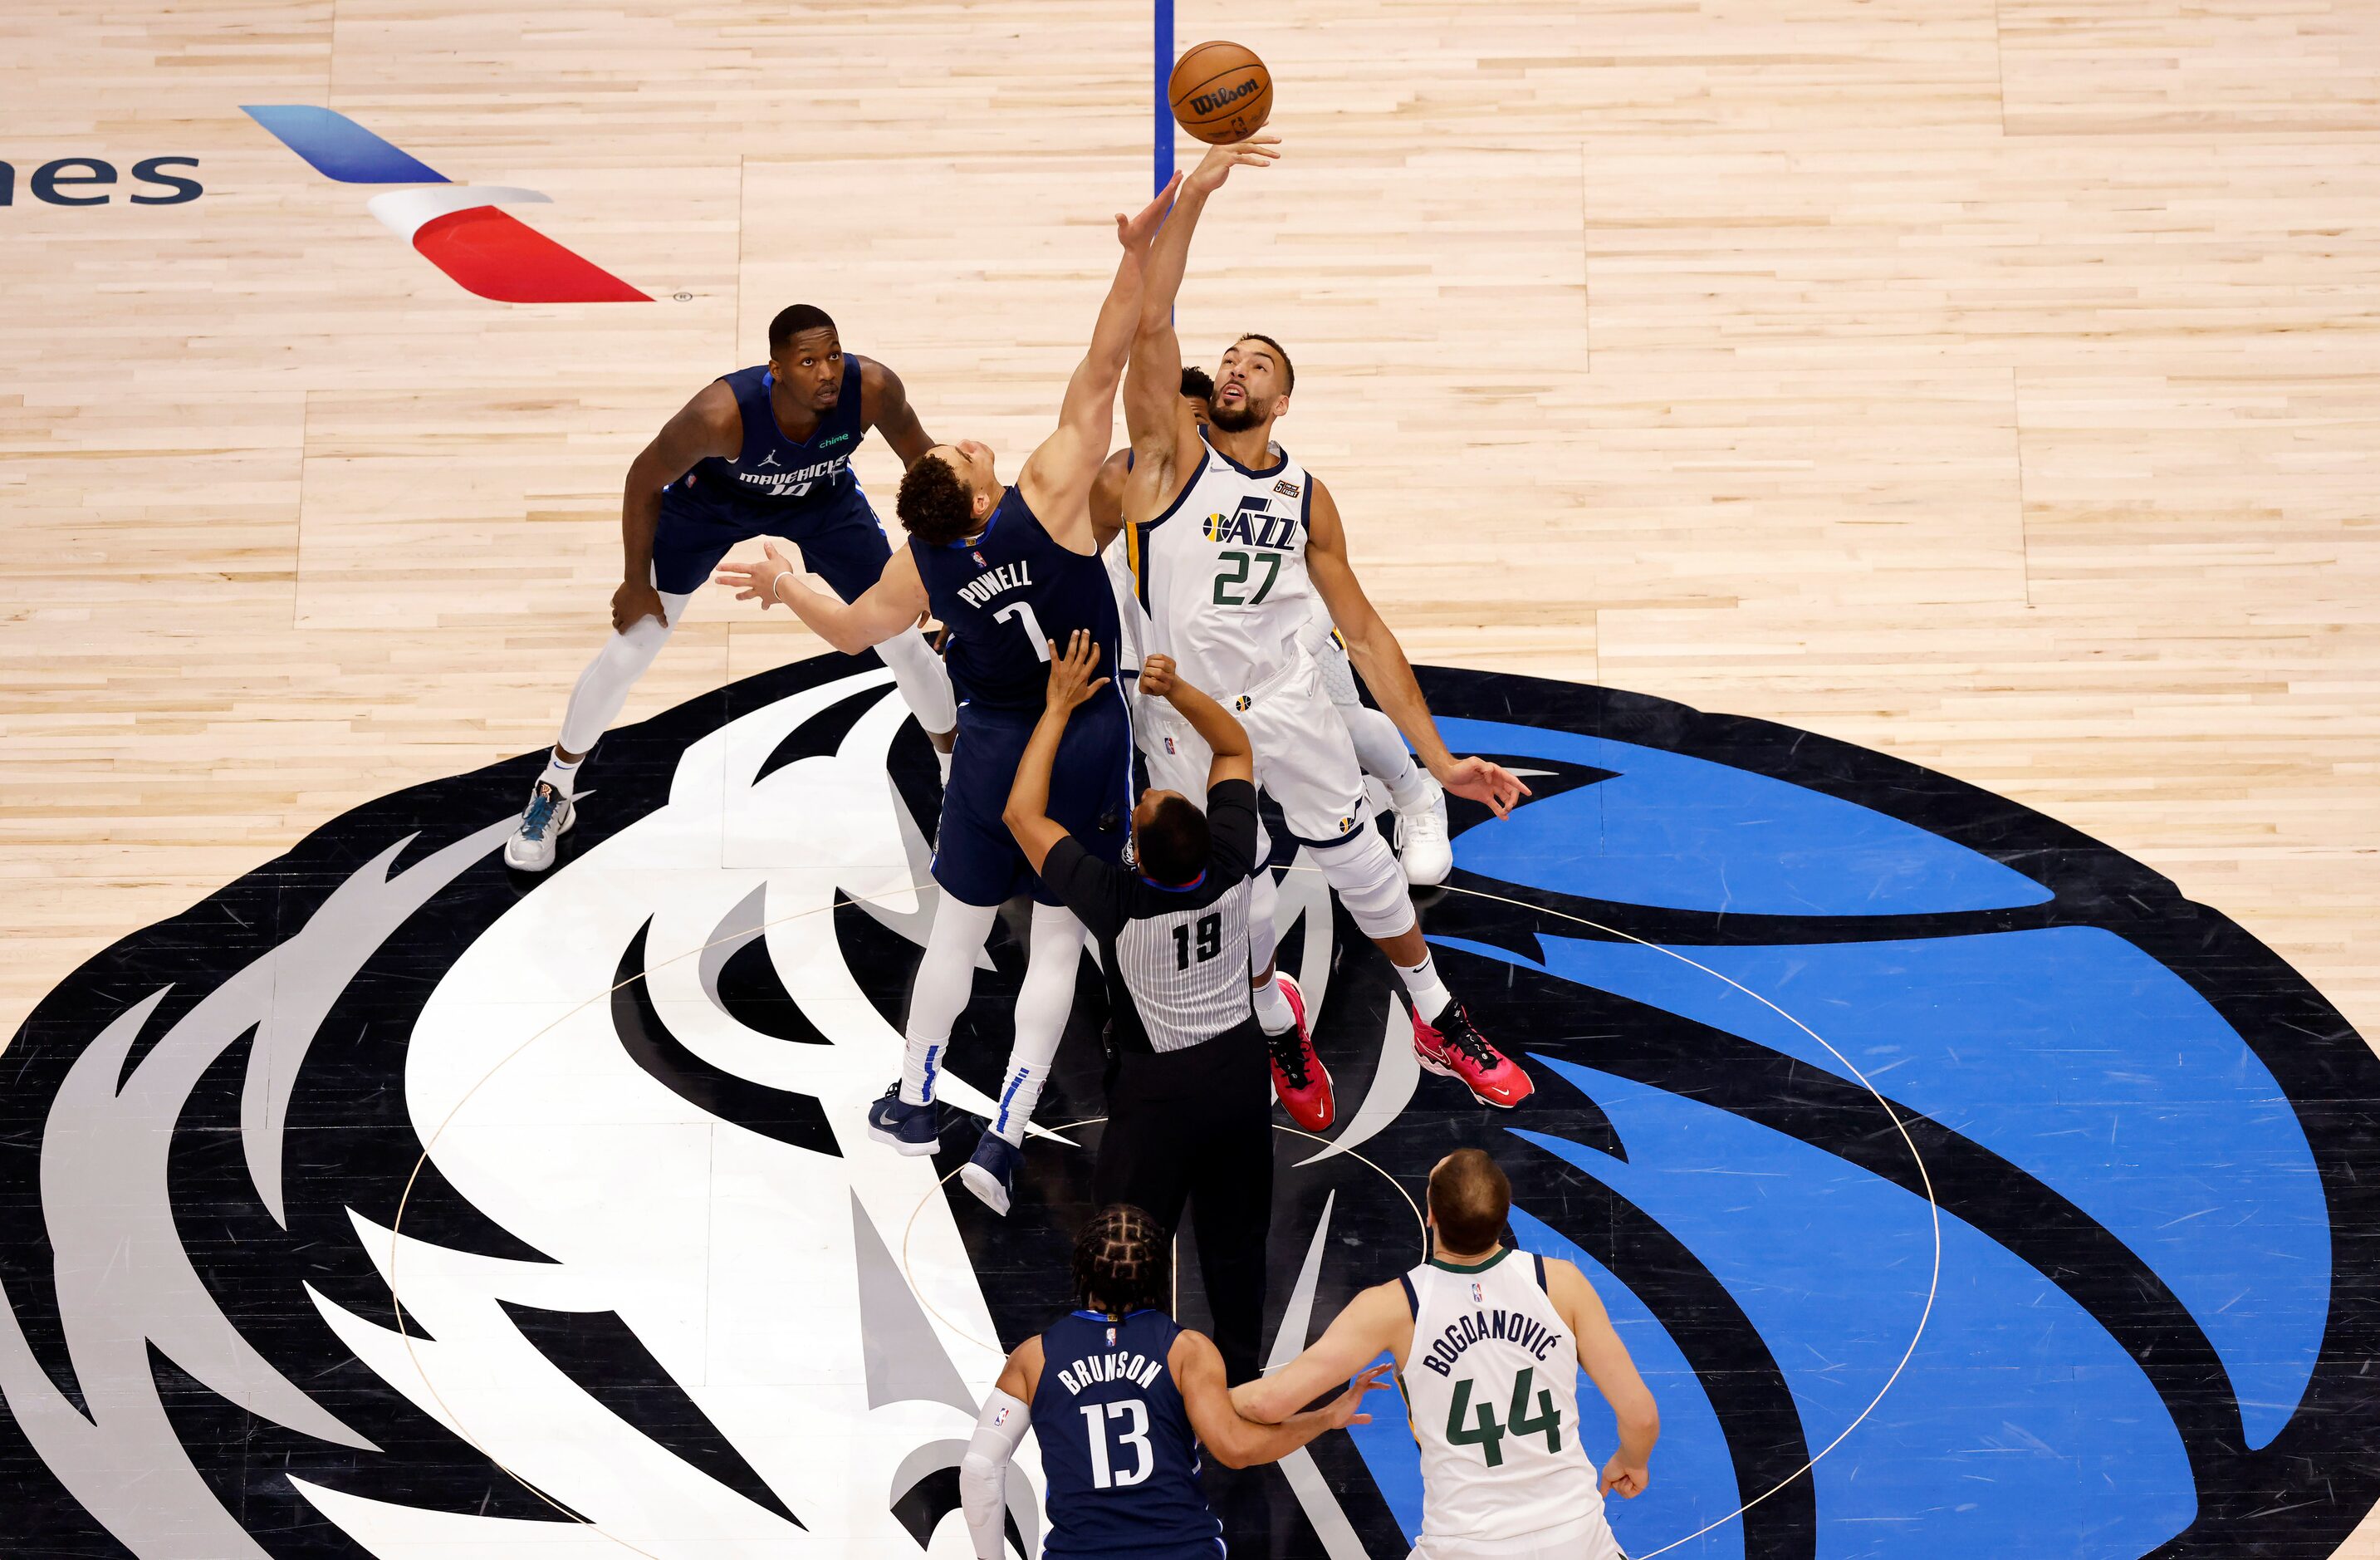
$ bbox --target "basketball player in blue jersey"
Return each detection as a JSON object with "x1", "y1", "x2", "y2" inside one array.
[
  {"x1": 1123, "y1": 138, "x2": 1538, "y2": 1114},
  {"x1": 716, "y1": 175, "x2": 1182, "y2": 1216},
  {"x1": 959, "y1": 1204, "x2": 1390, "y2": 1560},
  {"x1": 505, "y1": 304, "x2": 957, "y2": 872}
]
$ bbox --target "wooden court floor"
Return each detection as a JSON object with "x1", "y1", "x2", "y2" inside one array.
[{"x1": 1, "y1": 0, "x2": 2376, "y2": 1553}]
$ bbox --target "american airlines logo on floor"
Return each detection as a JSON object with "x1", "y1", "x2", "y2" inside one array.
[{"x1": 241, "y1": 105, "x2": 648, "y2": 304}]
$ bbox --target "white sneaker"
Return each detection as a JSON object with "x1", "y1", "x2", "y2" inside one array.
[
  {"x1": 503, "y1": 781, "x2": 576, "y2": 872},
  {"x1": 1393, "y1": 774, "x2": 1452, "y2": 885}
]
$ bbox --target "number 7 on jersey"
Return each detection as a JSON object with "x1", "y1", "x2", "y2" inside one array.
[{"x1": 993, "y1": 600, "x2": 1052, "y2": 662}]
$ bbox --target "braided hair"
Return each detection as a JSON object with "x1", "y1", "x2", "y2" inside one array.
[{"x1": 1071, "y1": 1204, "x2": 1172, "y2": 1321}]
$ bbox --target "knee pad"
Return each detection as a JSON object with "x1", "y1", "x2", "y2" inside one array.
[{"x1": 1314, "y1": 827, "x2": 1414, "y2": 939}]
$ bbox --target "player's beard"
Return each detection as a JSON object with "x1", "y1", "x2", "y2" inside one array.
[{"x1": 1207, "y1": 396, "x2": 1265, "y2": 433}]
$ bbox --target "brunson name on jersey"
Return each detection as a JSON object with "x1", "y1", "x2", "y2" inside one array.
[{"x1": 1056, "y1": 1350, "x2": 1165, "y2": 1396}]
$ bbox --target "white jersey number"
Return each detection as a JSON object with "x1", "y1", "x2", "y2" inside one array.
[
  {"x1": 993, "y1": 600, "x2": 1053, "y2": 661},
  {"x1": 1080, "y1": 1399, "x2": 1154, "y2": 1488}
]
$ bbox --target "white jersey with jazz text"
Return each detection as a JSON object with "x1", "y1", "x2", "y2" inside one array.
[
  {"x1": 1128, "y1": 437, "x2": 1315, "y2": 701},
  {"x1": 1402, "y1": 1249, "x2": 1606, "y2": 1548}
]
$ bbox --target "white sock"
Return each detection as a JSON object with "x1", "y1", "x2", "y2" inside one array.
[
  {"x1": 902, "y1": 1039, "x2": 946, "y2": 1108},
  {"x1": 992, "y1": 905, "x2": 1086, "y2": 1144},
  {"x1": 1340, "y1": 704, "x2": 1423, "y2": 807},
  {"x1": 1394, "y1": 951, "x2": 1454, "y2": 1023},
  {"x1": 903, "y1": 896, "x2": 1000, "y2": 1105},
  {"x1": 1251, "y1": 974, "x2": 1295, "y2": 1037},
  {"x1": 538, "y1": 751, "x2": 583, "y2": 797}
]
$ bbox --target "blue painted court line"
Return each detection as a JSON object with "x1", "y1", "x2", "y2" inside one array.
[{"x1": 1153, "y1": 0, "x2": 1174, "y2": 192}]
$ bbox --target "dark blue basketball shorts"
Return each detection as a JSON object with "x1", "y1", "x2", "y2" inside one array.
[
  {"x1": 651, "y1": 486, "x2": 895, "y2": 600},
  {"x1": 933, "y1": 685, "x2": 1134, "y2": 908}
]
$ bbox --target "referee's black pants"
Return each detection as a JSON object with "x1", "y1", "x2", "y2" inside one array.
[{"x1": 1093, "y1": 1023, "x2": 1273, "y2": 1386}]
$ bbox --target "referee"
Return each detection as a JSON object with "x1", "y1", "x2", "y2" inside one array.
[{"x1": 1005, "y1": 631, "x2": 1273, "y2": 1384}]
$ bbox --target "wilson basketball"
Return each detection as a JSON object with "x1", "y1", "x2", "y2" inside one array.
[{"x1": 1168, "y1": 41, "x2": 1272, "y2": 145}]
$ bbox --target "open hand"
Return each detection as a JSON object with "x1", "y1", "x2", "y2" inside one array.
[
  {"x1": 715, "y1": 540, "x2": 800, "y2": 611},
  {"x1": 1044, "y1": 630, "x2": 1104, "y2": 712},
  {"x1": 1116, "y1": 172, "x2": 1183, "y2": 252},
  {"x1": 1325, "y1": 1363, "x2": 1395, "y2": 1430},
  {"x1": 1138, "y1": 653, "x2": 1179, "y2": 700},
  {"x1": 1185, "y1": 133, "x2": 1281, "y2": 196},
  {"x1": 1600, "y1": 1455, "x2": 1651, "y2": 1499},
  {"x1": 1433, "y1": 755, "x2": 1532, "y2": 819}
]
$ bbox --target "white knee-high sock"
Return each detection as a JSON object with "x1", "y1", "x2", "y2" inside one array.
[
  {"x1": 1339, "y1": 703, "x2": 1424, "y2": 808},
  {"x1": 990, "y1": 904, "x2": 1087, "y2": 1144},
  {"x1": 556, "y1": 590, "x2": 693, "y2": 758},
  {"x1": 903, "y1": 895, "x2": 1001, "y2": 1105},
  {"x1": 879, "y1": 627, "x2": 957, "y2": 737}
]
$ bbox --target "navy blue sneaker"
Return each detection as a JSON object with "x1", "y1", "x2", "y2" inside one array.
[
  {"x1": 865, "y1": 1084, "x2": 939, "y2": 1155},
  {"x1": 959, "y1": 1131, "x2": 1021, "y2": 1216}
]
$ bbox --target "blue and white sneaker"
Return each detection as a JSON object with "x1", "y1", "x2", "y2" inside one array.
[
  {"x1": 866, "y1": 1085, "x2": 940, "y2": 1155},
  {"x1": 959, "y1": 1131, "x2": 1022, "y2": 1217},
  {"x1": 502, "y1": 782, "x2": 575, "y2": 873}
]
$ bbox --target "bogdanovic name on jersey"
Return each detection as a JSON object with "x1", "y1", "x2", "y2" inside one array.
[
  {"x1": 956, "y1": 560, "x2": 1034, "y2": 609},
  {"x1": 1055, "y1": 1349, "x2": 1165, "y2": 1396},
  {"x1": 1416, "y1": 1307, "x2": 1567, "y2": 1376}
]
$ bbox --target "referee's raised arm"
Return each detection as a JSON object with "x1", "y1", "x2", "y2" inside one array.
[{"x1": 1136, "y1": 654, "x2": 1254, "y2": 789}]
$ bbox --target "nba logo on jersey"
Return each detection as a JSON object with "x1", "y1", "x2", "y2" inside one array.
[
  {"x1": 1106, "y1": 1325, "x2": 1118, "y2": 1347},
  {"x1": 1472, "y1": 1281, "x2": 1486, "y2": 1304},
  {"x1": 1163, "y1": 736, "x2": 1178, "y2": 754},
  {"x1": 971, "y1": 549, "x2": 988, "y2": 567}
]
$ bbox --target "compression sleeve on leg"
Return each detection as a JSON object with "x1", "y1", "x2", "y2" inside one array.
[
  {"x1": 961, "y1": 1387, "x2": 1031, "y2": 1560},
  {"x1": 1338, "y1": 701, "x2": 1424, "y2": 805},
  {"x1": 556, "y1": 590, "x2": 691, "y2": 756},
  {"x1": 878, "y1": 625, "x2": 957, "y2": 736},
  {"x1": 1248, "y1": 863, "x2": 1282, "y2": 978},
  {"x1": 904, "y1": 896, "x2": 1001, "y2": 1105},
  {"x1": 990, "y1": 904, "x2": 1087, "y2": 1143}
]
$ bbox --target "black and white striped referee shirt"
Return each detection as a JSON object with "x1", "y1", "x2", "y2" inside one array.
[{"x1": 1041, "y1": 778, "x2": 1261, "y2": 1055}]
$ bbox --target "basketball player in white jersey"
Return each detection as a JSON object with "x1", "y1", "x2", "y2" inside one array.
[
  {"x1": 1121, "y1": 138, "x2": 1535, "y2": 1114},
  {"x1": 1235, "y1": 1150, "x2": 1660, "y2": 1560},
  {"x1": 1091, "y1": 370, "x2": 1455, "y2": 886}
]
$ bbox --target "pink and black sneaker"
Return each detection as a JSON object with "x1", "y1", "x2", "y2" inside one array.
[
  {"x1": 1413, "y1": 1002, "x2": 1533, "y2": 1109},
  {"x1": 1266, "y1": 973, "x2": 1336, "y2": 1131}
]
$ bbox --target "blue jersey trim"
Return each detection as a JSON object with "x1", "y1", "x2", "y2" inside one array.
[{"x1": 1136, "y1": 869, "x2": 1208, "y2": 893}]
